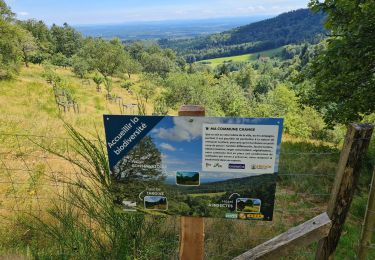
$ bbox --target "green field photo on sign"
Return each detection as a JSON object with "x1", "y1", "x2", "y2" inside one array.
[
  {"x1": 236, "y1": 198, "x2": 261, "y2": 213},
  {"x1": 176, "y1": 171, "x2": 200, "y2": 186},
  {"x1": 144, "y1": 196, "x2": 168, "y2": 211}
]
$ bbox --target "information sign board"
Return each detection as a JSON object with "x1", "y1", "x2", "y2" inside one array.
[{"x1": 104, "y1": 115, "x2": 283, "y2": 221}]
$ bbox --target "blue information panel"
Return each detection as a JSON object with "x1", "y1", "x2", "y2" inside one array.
[{"x1": 104, "y1": 115, "x2": 283, "y2": 221}]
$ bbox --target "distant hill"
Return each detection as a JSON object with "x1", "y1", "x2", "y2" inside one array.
[
  {"x1": 159, "y1": 9, "x2": 326, "y2": 60},
  {"x1": 74, "y1": 16, "x2": 270, "y2": 41}
]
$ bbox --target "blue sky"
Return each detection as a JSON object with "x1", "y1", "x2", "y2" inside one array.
[{"x1": 6, "y1": 0, "x2": 310, "y2": 25}]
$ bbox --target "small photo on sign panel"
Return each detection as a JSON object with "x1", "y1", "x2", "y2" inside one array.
[
  {"x1": 236, "y1": 198, "x2": 261, "y2": 213},
  {"x1": 144, "y1": 196, "x2": 168, "y2": 211},
  {"x1": 176, "y1": 171, "x2": 200, "y2": 186}
]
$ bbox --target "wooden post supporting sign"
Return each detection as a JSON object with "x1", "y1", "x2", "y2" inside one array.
[
  {"x1": 178, "y1": 105, "x2": 205, "y2": 260},
  {"x1": 315, "y1": 123, "x2": 373, "y2": 260}
]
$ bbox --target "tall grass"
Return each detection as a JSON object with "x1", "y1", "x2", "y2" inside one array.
[{"x1": 17, "y1": 124, "x2": 178, "y2": 259}]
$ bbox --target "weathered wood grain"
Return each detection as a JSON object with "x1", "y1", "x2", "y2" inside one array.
[
  {"x1": 232, "y1": 212, "x2": 332, "y2": 260},
  {"x1": 178, "y1": 105, "x2": 206, "y2": 260},
  {"x1": 358, "y1": 167, "x2": 375, "y2": 260},
  {"x1": 316, "y1": 123, "x2": 373, "y2": 260}
]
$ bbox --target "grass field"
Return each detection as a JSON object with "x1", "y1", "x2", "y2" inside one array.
[
  {"x1": 198, "y1": 47, "x2": 284, "y2": 67},
  {"x1": 189, "y1": 192, "x2": 226, "y2": 198},
  {"x1": 0, "y1": 64, "x2": 374, "y2": 259},
  {"x1": 0, "y1": 64, "x2": 155, "y2": 139}
]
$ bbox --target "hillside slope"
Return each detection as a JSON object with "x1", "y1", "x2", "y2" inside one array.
[{"x1": 160, "y1": 9, "x2": 326, "y2": 60}]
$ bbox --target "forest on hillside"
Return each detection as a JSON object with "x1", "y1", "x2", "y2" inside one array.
[
  {"x1": 0, "y1": 0, "x2": 375, "y2": 258},
  {"x1": 159, "y1": 9, "x2": 327, "y2": 60},
  {"x1": 1, "y1": 0, "x2": 373, "y2": 138}
]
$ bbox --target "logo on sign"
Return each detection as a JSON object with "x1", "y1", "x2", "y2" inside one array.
[
  {"x1": 225, "y1": 213, "x2": 238, "y2": 219},
  {"x1": 229, "y1": 164, "x2": 245, "y2": 169}
]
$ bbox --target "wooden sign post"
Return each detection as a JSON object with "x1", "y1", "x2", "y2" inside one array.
[{"x1": 178, "y1": 105, "x2": 205, "y2": 260}]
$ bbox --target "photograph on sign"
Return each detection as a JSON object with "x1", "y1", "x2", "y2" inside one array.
[
  {"x1": 104, "y1": 115, "x2": 283, "y2": 221},
  {"x1": 236, "y1": 198, "x2": 261, "y2": 213},
  {"x1": 144, "y1": 196, "x2": 168, "y2": 211},
  {"x1": 176, "y1": 171, "x2": 200, "y2": 186}
]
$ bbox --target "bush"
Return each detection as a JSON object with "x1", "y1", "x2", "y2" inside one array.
[
  {"x1": 16, "y1": 125, "x2": 178, "y2": 259},
  {"x1": 50, "y1": 52, "x2": 71, "y2": 67}
]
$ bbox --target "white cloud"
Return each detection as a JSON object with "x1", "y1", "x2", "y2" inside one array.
[
  {"x1": 18, "y1": 11, "x2": 29, "y2": 16},
  {"x1": 155, "y1": 117, "x2": 218, "y2": 142},
  {"x1": 160, "y1": 143, "x2": 176, "y2": 151}
]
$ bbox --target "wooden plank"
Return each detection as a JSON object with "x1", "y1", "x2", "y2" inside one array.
[
  {"x1": 178, "y1": 105, "x2": 205, "y2": 117},
  {"x1": 179, "y1": 216, "x2": 205, "y2": 260},
  {"x1": 316, "y1": 123, "x2": 374, "y2": 260},
  {"x1": 232, "y1": 212, "x2": 332, "y2": 260},
  {"x1": 178, "y1": 105, "x2": 205, "y2": 260},
  {"x1": 358, "y1": 167, "x2": 375, "y2": 260}
]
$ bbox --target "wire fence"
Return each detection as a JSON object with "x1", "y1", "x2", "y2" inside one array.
[{"x1": 0, "y1": 132, "x2": 373, "y2": 259}]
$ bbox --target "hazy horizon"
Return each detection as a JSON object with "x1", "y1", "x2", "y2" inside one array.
[{"x1": 5, "y1": 0, "x2": 310, "y2": 26}]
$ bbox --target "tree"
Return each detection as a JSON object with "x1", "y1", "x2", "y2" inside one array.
[
  {"x1": 18, "y1": 29, "x2": 37, "y2": 67},
  {"x1": 0, "y1": 1, "x2": 21, "y2": 78},
  {"x1": 124, "y1": 58, "x2": 142, "y2": 79},
  {"x1": 235, "y1": 66, "x2": 258, "y2": 97},
  {"x1": 18, "y1": 19, "x2": 53, "y2": 54},
  {"x1": 50, "y1": 52, "x2": 71, "y2": 68},
  {"x1": 0, "y1": 0, "x2": 14, "y2": 22},
  {"x1": 50, "y1": 23, "x2": 82, "y2": 57},
  {"x1": 306, "y1": 0, "x2": 375, "y2": 125},
  {"x1": 139, "y1": 81, "x2": 156, "y2": 103},
  {"x1": 104, "y1": 77, "x2": 113, "y2": 95},
  {"x1": 140, "y1": 52, "x2": 176, "y2": 76},
  {"x1": 71, "y1": 55, "x2": 90, "y2": 78},
  {"x1": 112, "y1": 136, "x2": 164, "y2": 199},
  {"x1": 93, "y1": 73, "x2": 104, "y2": 92},
  {"x1": 80, "y1": 38, "x2": 130, "y2": 78}
]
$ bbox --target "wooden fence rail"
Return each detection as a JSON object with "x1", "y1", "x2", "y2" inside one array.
[{"x1": 232, "y1": 212, "x2": 332, "y2": 260}]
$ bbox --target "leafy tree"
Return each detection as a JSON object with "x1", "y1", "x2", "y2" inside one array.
[
  {"x1": 104, "y1": 77, "x2": 113, "y2": 95},
  {"x1": 0, "y1": 2, "x2": 36, "y2": 77},
  {"x1": 18, "y1": 19, "x2": 53, "y2": 54},
  {"x1": 234, "y1": 65, "x2": 258, "y2": 97},
  {"x1": 0, "y1": 0, "x2": 14, "y2": 22},
  {"x1": 50, "y1": 23, "x2": 82, "y2": 57},
  {"x1": 153, "y1": 96, "x2": 169, "y2": 115},
  {"x1": 306, "y1": 0, "x2": 375, "y2": 125},
  {"x1": 71, "y1": 55, "x2": 90, "y2": 78},
  {"x1": 140, "y1": 52, "x2": 176, "y2": 76},
  {"x1": 0, "y1": 21, "x2": 22, "y2": 78},
  {"x1": 18, "y1": 30, "x2": 37, "y2": 67},
  {"x1": 126, "y1": 42, "x2": 145, "y2": 60},
  {"x1": 139, "y1": 81, "x2": 156, "y2": 103},
  {"x1": 252, "y1": 84, "x2": 325, "y2": 138},
  {"x1": 112, "y1": 136, "x2": 164, "y2": 199},
  {"x1": 124, "y1": 58, "x2": 142, "y2": 78},
  {"x1": 80, "y1": 38, "x2": 130, "y2": 78},
  {"x1": 50, "y1": 52, "x2": 71, "y2": 67},
  {"x1": 93, "y1": 73, "x2": 104, "y2": 92},
  {"x1": 215, "y1": 77, "x2": 250, "y2": 116},
  {"x1": 254, "y1": 75, "x2": 276, "y2": 96}
]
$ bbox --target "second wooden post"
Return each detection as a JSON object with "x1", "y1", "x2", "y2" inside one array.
[{"x1": 178, "y1": 105, "x2": 205, "y2": 260}]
